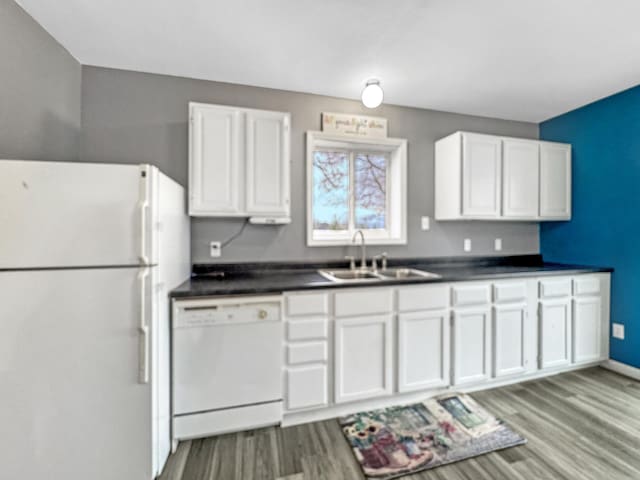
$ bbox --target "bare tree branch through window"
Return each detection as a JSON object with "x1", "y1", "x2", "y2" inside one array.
[{"x1": 313, "y1": 150, "x2": 388, "y2": 231}]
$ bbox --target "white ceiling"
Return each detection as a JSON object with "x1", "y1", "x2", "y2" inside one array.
[{"x1": 16, "y1": 0, "x2": 640, "y2": 122}]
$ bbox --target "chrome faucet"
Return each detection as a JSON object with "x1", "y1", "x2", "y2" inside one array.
[
  {"x1": 372, "y1": 252, "x2": 388, "y2": 272},
  {"x1": 352, "y1": 230, "x2": 367, "y2": 270}
]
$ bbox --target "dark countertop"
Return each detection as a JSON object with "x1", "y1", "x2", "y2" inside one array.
[{"x1": 170, "y1": 255, "x2": 613, "y2": 298}]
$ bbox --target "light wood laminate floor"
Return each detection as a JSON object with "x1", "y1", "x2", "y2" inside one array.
[{"x1": 160, "y1": 368, "x2": 640, "y2": 480}]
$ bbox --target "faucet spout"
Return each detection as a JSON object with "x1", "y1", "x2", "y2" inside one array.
[{"x1": 352, "y1": 230, "x2": 367, "y2": 270}]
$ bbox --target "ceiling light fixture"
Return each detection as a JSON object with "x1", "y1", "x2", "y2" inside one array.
[{"x1": 361, "y1": 79, "x2": 384, "y2": 109}]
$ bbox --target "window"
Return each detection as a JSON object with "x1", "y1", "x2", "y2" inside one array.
[{"x1": 307, "y1": 132, "x2": 407, "y2": 246}]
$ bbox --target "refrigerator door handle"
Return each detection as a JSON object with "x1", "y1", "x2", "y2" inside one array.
[
  {"x1": 138, "y1": 267, "x2": 150, "y2": 384},
  {"x1": 138, "y1": 164, "x2": 151, "y2": 265},
  {"x1": 139, "y1": 200, "x2": 150, "y2": 265}
]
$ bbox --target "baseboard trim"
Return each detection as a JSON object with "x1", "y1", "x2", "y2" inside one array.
[{"x1": 602, "y1": 359, "x2": 640, "y2": 381}]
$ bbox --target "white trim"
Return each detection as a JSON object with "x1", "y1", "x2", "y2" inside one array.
[
  {"x1": 602, "y1": 359, "x2": 640, "y2": 381},
  {"x1": 306, "y1": 131, "x2": 407, "y2": 247}
]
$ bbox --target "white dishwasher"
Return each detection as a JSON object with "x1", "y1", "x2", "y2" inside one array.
[{"x1": 172, "y1": 296, "x2": 283, "y2": 442}]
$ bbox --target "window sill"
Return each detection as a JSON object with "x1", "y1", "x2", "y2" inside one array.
[{"x1": 307, "y1": 237, "x2": 407, "y2": 247}]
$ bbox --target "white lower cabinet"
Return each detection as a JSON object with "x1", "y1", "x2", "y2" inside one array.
[
  {"x1": 539, "y1": 298, "x2": 572, "y2": 369},
  {"x1": 283, "y1": 292, "x2": 330, "y2": 413},
  {"x1": 452, "y1": 306, "x2": 491, "y2": 386},
  {"x1": 573, "y1": 296, "x2": 602, "y2": 364},
  {"x1": 282, "y1": 273, "x2": 610, "y2": 423},
  {"x1": 398, "y1": 310, "x2": 450, "y2": 392},
  {"x1": 334, "y1": 314, "x2": 393, "y2": 404},
  {"x1": 493, "y1": 303, "x2": 527, "y2": 377},
  {"x1": 286, "y1": 365, "x2": 328, "y2": 411}
]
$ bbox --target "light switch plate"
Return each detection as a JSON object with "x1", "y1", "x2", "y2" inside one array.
[
  {"x1": 495, "y1": 238, "x2": 503, "y2": 251},
  {"x1": 210, "y1": 241, "x2": 222, "y2": 258},
  {"x1": 421, "y1": 216, "x2": 430, "y2": 231},
  {"x1": 613, "y1": 323, "x2": 625, "y2": 340},
  {"x1": 464, "y1": 238, "x2": 472, "y2": 252}
]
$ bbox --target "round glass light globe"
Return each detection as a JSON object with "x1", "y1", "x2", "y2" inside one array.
[{"x1": 361, "y1": 81, "x2": 383, "y2": 108}]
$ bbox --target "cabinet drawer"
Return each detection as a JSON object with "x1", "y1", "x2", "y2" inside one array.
[
  {"x1": 573, "y1": 276, "x2": 601, "y2": 296},
  {"x1": 539, "y1": 278, "x2": 572, "y2": 299},
  {"x1": 287, "y1": 342, "x2": 327, "y2": 365},
  {"x1": 452, "y1": 284, "x2": 491, "y2": 307},
  {"x1": 287, "y1": 318, "x2": 327, "y2": 341},
  {"x1": 286, "y1": 293, "x2": 328, "y2": 317},
  {"x1": 493, "y1": 281, "x2": 527, "y2": 304},
  {"x1": 286, "y1": 365, "x2": 328, "y2": 411},
  {"x1": 398, "y1": 284, "x2": 449, "y2": 312},
  {"x1": 334, "y1": 288, "x2": 393, "y2": 317}
]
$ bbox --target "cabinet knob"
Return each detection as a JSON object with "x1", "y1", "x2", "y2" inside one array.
[{"x1": 258, "y1": 309, "x2": 268, "y2": 319}]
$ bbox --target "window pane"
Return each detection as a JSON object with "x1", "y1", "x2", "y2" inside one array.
[
  {"x1": 313, "y1": 150, "x2": 349, "y2": 231},
  {"x1": 354, "y1": 153, "x2": 387, "y2": 229}
]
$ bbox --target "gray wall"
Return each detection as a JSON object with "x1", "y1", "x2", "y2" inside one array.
[
  {"x1": 81, "y1": 66, "x2": 540, "y2": 264},
  {"x1": 0, "y1": 0, "x2": 81, "y2": 161}
]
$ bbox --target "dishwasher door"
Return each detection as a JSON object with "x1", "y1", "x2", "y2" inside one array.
[{"x1": 173, "y1": 298, "x2": 283, "y2": 415}]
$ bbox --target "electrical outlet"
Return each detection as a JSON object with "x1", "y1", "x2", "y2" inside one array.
[
  {"x1": 495, "y1": 238, "x2": 503, "y2": 251},
  {"x1": 464, "y1": 238, "x2": 472, "y2": 252},
  {"x1": 421, "y1": 216, "x2": 430, "y2": 231},
  {"x1": 210, "y1": 241, "x2": 221, "y2": 258},
  {"x1": 613, "y1": 323, "x2": 625, "y2": 340}
]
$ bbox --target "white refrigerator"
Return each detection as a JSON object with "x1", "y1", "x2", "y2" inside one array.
[{"x1": 0, "y1": 160, "x2": 190, "y2": 479}]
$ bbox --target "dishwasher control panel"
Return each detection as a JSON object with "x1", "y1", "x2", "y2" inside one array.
[{"x1": 173, "y1": 296, "x2": 282, "y2": 328}]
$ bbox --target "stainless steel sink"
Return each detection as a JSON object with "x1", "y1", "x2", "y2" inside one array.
[
  {"x1": 318, "y1": 267, "x2": 441, "y2": 283},
  {"x1": 376, "y1": 268, "x2": 441, "y2": 280},
  {"x1": 318, "y1": 269, "x2": 381, "y2": 282}
]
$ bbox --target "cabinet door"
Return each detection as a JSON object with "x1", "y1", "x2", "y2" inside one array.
[
  {"x1": 539, "y1": 298, "x2": 572, "y2": 369},
  {"x1": 398, "y1": 310, "x2": 450, "y2": 392},
  {"x1": 189, "y1": 104, "x2": 242, "y2": 215},
  {"x1": 335, "y1": 314, "x2": 393, "y2": 404},
  {"x1": 493, "y1": 303, "x2": 527, "y2": 377},
  {"x1": 461, "y1": 133, "x2": 502, "y2": 218},
  {"x1": 286, "y1": 365, "x2": 328, "y2": 411},
  {"x1": 245, "y1": 111, "x2": 290, "y2": 216},
  {"x1": 540, "y1": 143, "x2": 571, "y2": 219},
  {"x1": 573, "y1": 297, "x2": 602, "y2": 364},
  {"x1": 502, "y1": 139, "x2": 539, "y2": 219},
  {"x1": 452, "y1": 307, "x2": 491, "y2": 386}
]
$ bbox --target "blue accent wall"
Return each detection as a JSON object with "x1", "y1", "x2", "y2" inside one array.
[{"x1": 540, "y1": 84, "x2": 640, "y2": 368}]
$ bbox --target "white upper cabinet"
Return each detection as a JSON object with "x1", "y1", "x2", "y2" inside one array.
[
  {"x1": 189, "y1": 102, "x2": 291, "y2": 219},
  {"x1": 189, "y1": 105, "x2": 242, "y2": 215},
  {"x1": 502, "y1": 139, "x2": 540, "y2": 219},
  {"x1": 540, "y1": 143, "x2": 571, "y2": 219},
  {"x1": 245, "y1": 110, "x2": 290, "y2": 216},
  {"x1": 435, "y1": 132, "x2": 571, "y2": 221},
  {"x1": 461, "y1": 133, "x2": 502, "y2": 218}
]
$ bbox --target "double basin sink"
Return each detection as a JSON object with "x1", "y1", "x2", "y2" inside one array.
[{"x1": 318, "y1": 267, "x2": 441, "y2": 283}]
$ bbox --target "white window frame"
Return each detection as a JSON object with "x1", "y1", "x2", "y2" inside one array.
[{"x1": 306, "y1": 131, "x2": 407, "y2": 246}]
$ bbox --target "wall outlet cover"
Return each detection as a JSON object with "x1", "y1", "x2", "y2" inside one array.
[
  {"x1": 421, "y1": 216, "x2": 430, "y2": 231},
  {"x1": 210, "y1": 241, "x2": 222, "y2": 258},
  {"x1": 463, "y1": 238, "x2": 472, "y2": 252},
  {"x1": 494, "y1": 238, "x2": 502, "y2": 251},
  {"x1": 613, "y1": 323, "x2": 625, "y2": 340}
]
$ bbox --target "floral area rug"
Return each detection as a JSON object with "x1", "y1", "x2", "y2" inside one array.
[{"x1": 339, "y1": 393, "x2": 526, "y2": 479}]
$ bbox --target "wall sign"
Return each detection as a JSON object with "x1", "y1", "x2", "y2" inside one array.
[{"x1": 322, "y1": 112, "x2": 388, "y2": 138}]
